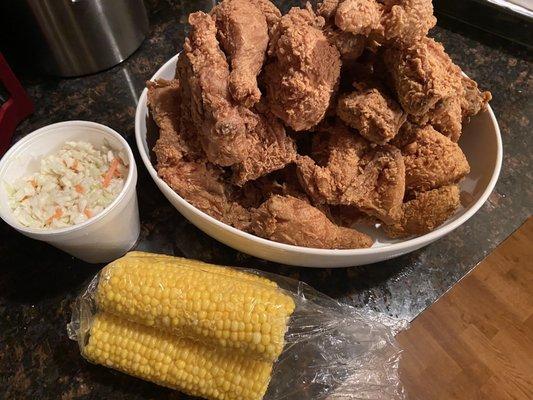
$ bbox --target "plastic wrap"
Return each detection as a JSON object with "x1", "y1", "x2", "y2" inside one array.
[{"x1": 67, "y1": 252, "x2": 407, "y2": 400}]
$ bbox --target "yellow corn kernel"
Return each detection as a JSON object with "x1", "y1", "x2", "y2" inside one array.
[
  {"x1": 85, "y1": 312, "x2": 273, "y2": 400},
  {"x1": 96, "y1": 252, "x2": 295, "y2": 362},
  {"x1": 124, "y1": 252, "x2": 277, "y2": 287}
]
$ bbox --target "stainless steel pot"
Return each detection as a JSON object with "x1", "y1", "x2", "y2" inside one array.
[{"x1": 22, "y1": 0, "x2": 149, "y2": 77}]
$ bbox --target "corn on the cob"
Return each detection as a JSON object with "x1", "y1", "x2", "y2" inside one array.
[
  {"x1": 124, "y1": 251, "x2": 277, "y2": 287},
  {"x1": 84, "y1": 312, "x2": 273, "y2": 400},
  {"x1": 95, "y1": 252, "x2": 295, "y2": 362}
]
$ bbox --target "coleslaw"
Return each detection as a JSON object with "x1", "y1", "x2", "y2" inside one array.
[{"x1": 5, "y1": 141, "x2": 128, "y2": 229}]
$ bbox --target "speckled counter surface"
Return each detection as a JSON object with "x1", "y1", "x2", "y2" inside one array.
[{"x1": 0, "y1": 1, "x2": 531, "y2": 398}]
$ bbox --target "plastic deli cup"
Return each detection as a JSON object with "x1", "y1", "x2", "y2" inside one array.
[{"x1": 0, "y1": 121, "x2": 140, "y2": 263}]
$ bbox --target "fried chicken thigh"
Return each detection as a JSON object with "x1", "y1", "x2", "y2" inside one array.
[
  {"x1": 384, "y1": 185, "x2": 460, "y2": 238},
  {"x1": 337, "y1": 82, "x2": 406, "y2": 144},
  {"x1": 383, "y1": 37, "x2": 463, "y2": 117},
  {"x1": 177, "y1": 12, "x2": 296, "y2": 185},
  {"x1": 212, "y1": 0, "x2": 270, "y2": 107},
  {"x1": 250, "y1": 195, "x2": 373, "y2": 248},
  {"x1": 265, "y1": 6, "x2": 341, "y2": 131},
  {"x1": 148, "y1": 80, "x2": 250, "y2": 229},
  {"x1": 296, "y1": 123, "x2": 405, "y2": 224},
  {"x1": 397, "y1": 124, "x2": 470, "y2": 192}
]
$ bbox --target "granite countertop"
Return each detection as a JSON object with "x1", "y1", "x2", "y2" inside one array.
[{"x1": 1, "y1": 1, "x2": 531, "y2": 398}]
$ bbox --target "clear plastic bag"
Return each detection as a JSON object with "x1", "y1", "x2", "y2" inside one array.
[{"x1": 68, "y1": 252, "x2": 407, "y2": 400}]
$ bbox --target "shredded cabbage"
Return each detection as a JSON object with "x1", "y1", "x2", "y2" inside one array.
[{"x1": 6, "y1": 141, "x2": 128, "y2": 229}]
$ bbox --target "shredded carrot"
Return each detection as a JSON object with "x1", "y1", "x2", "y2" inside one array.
[
  {"x1": 102, "y1": 158, "x2": 120, "y2": 188},
  {"x1": 84, "y1": 208, "x2": 93, "y2": 219},
  {"x1": 30, "y1": 179, "x2": 38, "y2": 188},
  {"x1": 74, "y1": 184, "x2": 85, "y2": 194},
  {"x1": 71, "y1": 160, "x2": 79, "y2": 171},
  {"x1": 46, "y1": 207, "x2": 63, "y2": 225}
]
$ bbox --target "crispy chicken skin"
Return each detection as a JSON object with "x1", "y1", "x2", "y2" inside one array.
[
  {"x1": 177, "y1": 12, "x2": 296, "y2": 185},
  {"x1": 341, "y1": 144, "x2": 405, "y2": 224},
  {"x1": 384, "y1": 185, "x2": 460, "y2": 238},
  {"x1": 296, "y1": 123, "x2": 405, "y2": 224},
  {"x1": 380, "y1": 0, "x2": 436, "y2": 46},
  {"x1": 461, "y1": 75, "x2": 492, "y2": 123},
  {"x1": 318, "y1": 0, "x2": 435, "y2": 47},
  {"x1": 383, "y1": 37, "x2": 463, "y2": 116},
  {"x1": 265, "y1": 6, "x2": 341, "y2": 131},
  {"x1": 397, "y1": 124, "x2": 470, "y2": 192},
  {"x1": 410, "y1": 96, "x2": 463, "y2": 142},
  {"x1": 212, "y1": 0, "x2": 270, "y2": 107},
  {"x1": 250, "y1": 195, "x2": 373, "y2": 248},
  {"x1": 231, "y1": 102, "x2": 297, "y2": 186},
  {"x1": 337, "y1": 82, "x2": 406, "y2": 144},
  {"x1": 296, "y1": 123, "x2": 368, "y2": 205},
  {"x1": 335, "y1": 0, "x2": 383, "y2": 36},
  {"x1": 148, "y1": 80, "x2": 250, "y2": 229},
  {"x1": 176, "y1": 12, "x2": 249, "y2": 167}
]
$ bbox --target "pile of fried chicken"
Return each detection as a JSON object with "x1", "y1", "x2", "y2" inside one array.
[{"x1": 147, "y1": 0, "x2": 491, "y2": 249}]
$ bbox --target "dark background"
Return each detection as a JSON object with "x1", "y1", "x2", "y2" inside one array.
[{"x1": 0, "y1": 0, "x2": 531, "y2": 398}]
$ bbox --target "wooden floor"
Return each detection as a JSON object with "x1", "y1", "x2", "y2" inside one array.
[{"x1": 398, "y1": 218, "x2": 533, "y2": 400}]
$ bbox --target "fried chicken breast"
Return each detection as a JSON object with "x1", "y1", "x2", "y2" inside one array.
[{"x1": 265, "y1": 6, "x2": 341, "y2": 131}]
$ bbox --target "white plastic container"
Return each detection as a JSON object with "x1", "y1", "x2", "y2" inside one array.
[{"x1": 0, "y1": 121, "x2": 140, "y2": 263}]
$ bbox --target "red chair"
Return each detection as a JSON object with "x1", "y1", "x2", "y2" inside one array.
[{"x1": 0, "y1": 53, "x2": 34, "y2": 156}]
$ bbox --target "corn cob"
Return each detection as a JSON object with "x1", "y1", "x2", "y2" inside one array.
[
  {"x1": 84, "y1": 312, "x2": 273, "y2": 400},
  {"x1": 95, "y1": 252, "x2": 295, "y2": 362},
  {"x1": 124, "y1": 251, "x2": 277, "y2": 287}
]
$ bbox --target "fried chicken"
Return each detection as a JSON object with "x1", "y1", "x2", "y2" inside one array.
[
  {"x1": 397, "y1": 124, "x2": 470, "y2": 192},
  {"x1": 250, "y1": 195, "x2": 373, "y2": 248},
  {"x1": 384, "y1": 185, "x2": 460, "y2": 238},
  {"x1": 323, "y1": 25, "x2": 366, "y2": 61},
  {"x1": 265, "y1": 6, "x2": 341, "y2": 131},
  {"x1": 383, "y1": 37, "x2": 463, "y2": 116},
  {"x1": 176, "y1": 12, "x2": 249, "y2": 167},
  {"x1": 231, "y1": 101, "x2": 297, "y2": 186},
  {"x1": 460, "y1": 74, "x2": 492, "y2": 123},
  {"x1": 148, "y1": 80, "x2": 250, "y2": 229},
  {"x1": 296, "y1": 122, "x2": 405, "y2": 224},
  {"x1": 410, "y1": 96, "x2": 463, "y2": 142},
  {"x1": 177, "y1": 12, "x2": 296, "y2": 185},
  {"x1": 380, "y1": 0, "x2": 436, "y2": 47},
  {"x1": 212, "y1": 0, "x2": 270, "y2": 107},
  {"x1": 296, "y1": 123, "x2": 368, "y2": 204},
  {"x1": 335, "y1": 0, "x2": 383, "y2": 36},
  {"x1": 337, "y1": 82, "x2": 406, "y2": 144}
]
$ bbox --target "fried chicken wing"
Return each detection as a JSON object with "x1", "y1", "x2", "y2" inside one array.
[
  {"x1": 265, "y1": 6, "x2": 341, "y2": 131},
  {"x1": 213, "y1": 0, "x2": 270, "y2": 107},
  {"x1": 384, "y1": 185, "x2": 460, "y2": 238},
  {"x1": 177, "y1": 12, "x2": 296, "y2": 184},
  {"x1": 296, "y1": 123, "x2": 405, "y2": 223},
  {"x1": 383, "y1": 37, "x2": 463, "y2": 116},
  {"x1": 250, "y1": 195, "x2": 373, "y2": 248},
  {"x1": 398, "y1": 124, "x2": 470, "y2": 192},
  {"x1": 148, "y1": 80, "x2": 250, "y2": 229},
  {"x1": 337, "y1": 82, "x2": 406, "y2": 144}
]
